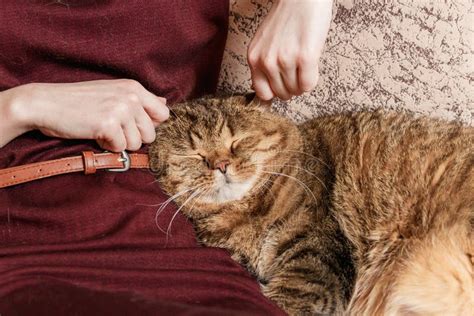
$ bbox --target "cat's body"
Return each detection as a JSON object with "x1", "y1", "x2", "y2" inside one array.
[{"x1": 150, "y1": 96, "x2": 473, "y2": 315}]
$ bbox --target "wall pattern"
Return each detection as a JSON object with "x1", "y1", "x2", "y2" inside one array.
[{"x1": 218, "y1": 0, "x2": 474, "y2": 125}]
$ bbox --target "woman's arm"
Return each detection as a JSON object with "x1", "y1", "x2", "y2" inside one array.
[
  {"x1": 248, "y1": 0, "x2": 333, "y2": 100},
  {"x1": 0, "y1": 80, "x2": 169, "y2": 150}
]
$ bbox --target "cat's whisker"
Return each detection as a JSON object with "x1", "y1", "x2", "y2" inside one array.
[
  {"x1": 261, "y1": 171, "x2": 318, "y2": 203},
  {"x1": 252, "y1": 162, "x2": 328, "y2": 192},
  {"x1": 165, "y1": 188, "x2": 204, "y2": 238},
  {"x1": 254, "y1": 176, "x2": 277, "y2": 201},
  {"x1": 146, "y1": 178, "x2": 161, "y2": 186},
  {"x1": 255, "y1": 172, "x2": 285, "y2": 190},
  {"x1": 169, "y1": 108, "x2": 186, "y2": 127},
  {"x1": 253, "y1": 173, "x2": 291, "y2": 201},
  {"x1": 140, "y1": 193, "x2": 187, "y2": 208},
  {"x1": 184, "y1": 187, "x2": 209, "y2": 215},
  {"x1": 155, "y1": 186, "x2": 202, "y2": 234},
  {"x1": 136, "y1": 202, "x2": 164, "y2": 207},
  {"x1": 188, "y1": 187, "x2": 211, "y2": 215},
  {"x1": 254, "y1": 171, "x2": 279, "y2": 190},
  {"x1": 170, "y1": 153, "x2": 202, "y2": 158},
  {"x1": 250, "y1": 177, "x2": 268, "y2": 196},
  {"x1": 275, "y1": 149, "x2": 331, "y2": 169}
]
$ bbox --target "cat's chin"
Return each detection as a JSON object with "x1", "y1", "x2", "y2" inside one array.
[{"x1": 199, "y1": 173, "x2": 259, "y2": 204}]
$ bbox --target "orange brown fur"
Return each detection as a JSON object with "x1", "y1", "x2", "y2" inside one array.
[{"x1": 150, "y1": 95, "x2": 473, "y2": 315}]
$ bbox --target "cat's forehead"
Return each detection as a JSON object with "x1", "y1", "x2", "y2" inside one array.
[
  {"x1": 189, "y1": 108, "x2": 226, "y2": 133},
  {"x1": 188, "y1": 116, "x2": 237, "y2": 149},
  {"x1": 164, "y1": 99, "x2": 268, "y2": 146},
  {"x1": 182, "y1": 103, "x2": 247, "y2": 132}
]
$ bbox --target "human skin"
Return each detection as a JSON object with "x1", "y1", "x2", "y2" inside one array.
[
  {"x1": 0, "y1": 80, "x2": 169, "y2": 151},
  {"x1": 248, "y1": 0, "x2": 333, "y2": 100},
  {"x1": 0, "y1": 0, "x2": 332, "y2": 149}
]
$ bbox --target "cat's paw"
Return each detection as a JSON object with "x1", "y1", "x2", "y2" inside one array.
[{"x1": 262, "y1": 283, "x2": 343, "y2": 315}]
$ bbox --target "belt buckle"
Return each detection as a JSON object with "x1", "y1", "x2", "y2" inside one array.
[{"x1": 106, "y1": 151, "x2": 131, "y2": 172}]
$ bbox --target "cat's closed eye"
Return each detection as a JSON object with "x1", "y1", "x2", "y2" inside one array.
[
  {"x1": 171, "y1": 153, "x2": 204, "y2": 160},
  {"x1": 197, "y1": 153, "x2": 211, "y2": 168},
  {"x1": 230, "y1": 139, "x2": 240, "y2": 155},
  {"x1": 230, "y1": 136, "x2": 255, "y2": 153}
]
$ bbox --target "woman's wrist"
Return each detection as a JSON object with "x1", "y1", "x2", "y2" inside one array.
[{"x1": 0, "y1": 84, "x2": 36, "y2": 147}]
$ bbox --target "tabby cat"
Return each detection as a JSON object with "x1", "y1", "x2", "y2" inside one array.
[{"x1": 149, "y1": 95, "x2": 473, "y2": 315}]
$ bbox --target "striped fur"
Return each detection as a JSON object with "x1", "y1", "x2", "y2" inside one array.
[{"x1": 150, "y1": 95, "x2": 473, "y2": 315}]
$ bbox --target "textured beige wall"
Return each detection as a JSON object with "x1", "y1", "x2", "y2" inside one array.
[{"x1": 218, "y1": 0, "x2": 474, "y2": 125}]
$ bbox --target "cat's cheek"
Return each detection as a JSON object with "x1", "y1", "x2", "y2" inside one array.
[
  {"x1": 150, "y1": 161, "x2": 168, "y2": 179},
  {"x1": 203, "y1": 169, "x2": 213, "y2": 176}
]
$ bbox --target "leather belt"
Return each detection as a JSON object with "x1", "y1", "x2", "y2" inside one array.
[{"x1": 0, "y1": 151, "x2": 150, "y2": 188}]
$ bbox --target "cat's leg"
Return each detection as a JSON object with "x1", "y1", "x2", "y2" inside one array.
[
  {"x1": 385, "y1": 230, "x2": 473, "y2": 316},
  {"x1": 348, "y1": 226, "x2": 473, "y2": 315},
  {"x1": 261, "y1": 268, "x2": 344, "y2": 315},
  {"x1": 261, "y1": 222, "x2": 355, "y2": 315}
]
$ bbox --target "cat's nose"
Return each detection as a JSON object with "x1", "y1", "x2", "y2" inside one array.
[{"x1": 212, "y1": 159, "x2": 230, "y2": 174}]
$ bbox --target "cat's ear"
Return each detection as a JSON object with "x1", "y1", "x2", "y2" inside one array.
[
  {"x1": 245, "y1": 92, "x2": 272, "y2": 109},
  {"x1": 244, "y1": 92, "x2": 257, "y2": 104},
  {"x1": 149, "y1": 153, "x2": 168, "y2": 178},
  {"x1": 149, "y1": 136, "x2": 169, "y2": 178},
  {"x1": 224, "y1": 92, "x2": 271, "y2": 109}
]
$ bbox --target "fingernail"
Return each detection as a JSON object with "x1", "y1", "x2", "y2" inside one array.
[
  {"x1": 262, "y1": 94, "x2": 274, "y2": 101},
  {"x1": 255, "y1": 92, "x2": 270, "y2": 101},
  {"x1": 158, "y1": 97, "x2": 167, "y2": 105},
  {"x1": 160, "y1": 105, "x2": 170, "y2": 121}
]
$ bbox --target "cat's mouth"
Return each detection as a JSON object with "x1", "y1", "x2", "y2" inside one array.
[
  {"x1": 220, "y1": 172, "x2": 234, "y2": 185},
  {"x1": 199, "y1": 171, "x2": 258, "y2": 204}
]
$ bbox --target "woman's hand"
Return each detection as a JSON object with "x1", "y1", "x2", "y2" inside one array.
[
  {"x1": 248, "y1": 0, "x2": 333, "y2": 100},
  {"x1": 0, "y1": 79, "x2": 169, "y2": 151}
]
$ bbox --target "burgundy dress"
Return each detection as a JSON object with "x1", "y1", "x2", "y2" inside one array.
[{"x1": 0, "y1": 1, "x2": 284, "y2": 315}]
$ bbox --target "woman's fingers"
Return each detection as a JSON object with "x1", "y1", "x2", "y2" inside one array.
[
  {"x1": 298, "y1": 60, "x2": 320, "y2": 93},
  {"x1": 100, "y1": 79, "x2": 166, "y2": 150},
  {"x1": 250, "y1": 63, "x2": 274, "y2": 101},
  {"x1": 249, "y1": 53, "x2": 292, "y2": 100},
  {"x1": 97, "y1": 122, "x2": 127, "y2": 152},
  {"x1": 97, "y1": 113, "x2": 154, "y2": 152},
  {"x1": 120, "y1": 79, "x2": 169, "y2": 125},
  {"x1": 134, "y1": 107, "x2": 157, "y2": 144},
  {"x1": 263, "y1": 57, "x2": 291, "y2": 100},
  {"x1": 122, "y1": 120, "x2": 143, "y2": 151},
  {"x1": 268, "y1": 72, "x2": 291, "y2": 101},
  {"x1": 247, "y1": 0, "x2": 333, "y2": 100},
  {"x1": 250, "y1": 59, "x2": 294, "y2": 100},
  {"x1": 281, "y1": 65, "x2": 301, "y2": 96},
  {"x1": 140, "y1": 92, "x2": 169, "y2": 125}
]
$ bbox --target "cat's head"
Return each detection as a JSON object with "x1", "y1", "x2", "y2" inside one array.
[{"x1": 149, "y1": 94, "x2": 301, "y2": 213}]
